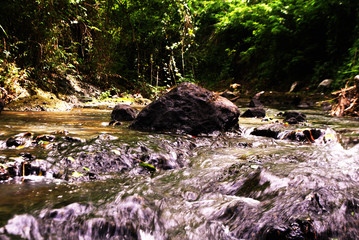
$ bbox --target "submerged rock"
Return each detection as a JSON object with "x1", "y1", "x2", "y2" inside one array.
[
  {"x1": 283, "y1": 111, "x2": 307, "y2": 124},
  {"x1": 249, "y1": 98, "x2": 264, "y2": 108},
  {"x1": 251, "y1": 126, "x2": 281, "y2": 139},
  {"x1": 0, "y1": 130, "x2": 206, "y2": 183},
  {"x1": 130, "y1": 82, "x2": 240, "y2": 135},
  {"x1": 1, "y1": 195, "x2": 162, "y2": 240},
  {"x1": 111, "y1": 104, "x2": 137, "y2": 121},
  {"x1": 241, "y1": 108, "x2": 266, "y2": 118},
  {"x1": 0, "y1": 99, "x2": 5, "y2": 113},
  {"x1": 250, "y1": 124, "x2": 338, "y2": 144},
  {"x1": 220, "y1": 90, "x2": 237, "y2": 100},
  {"x1": 109, "y1": 120, "x2": 122, "y2": 126},
  {"x1": 5, "y1": 132, "x2": 33, "y2": 148}
]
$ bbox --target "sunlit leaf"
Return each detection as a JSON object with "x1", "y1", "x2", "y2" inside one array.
[
  {"x1": 0, "y1": 24, "x2": 7, "y2": 38},
  {"x1": 38, "y1": 140, "x2": 50, "y2": 148},
  {"x1": 72, "y1": 171, "x2": 83, "y2": 178},
  {"x1": 139, "y1": 162, "x2": 156, "y2": 172}
]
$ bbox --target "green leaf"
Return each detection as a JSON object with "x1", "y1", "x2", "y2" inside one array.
[
  {"x1": 38, "y1": 140, "x2": 49, "y2": 145},
  {"x1": 88, "y1": 25, "x2": 102, "y2": 32},
  {"x1": 0, "y1": 24, "x2": 7, "y2": 38},
  {"x1": 72, "y1": 171, "x2": 83, "y2": 178},
  {"x1": 139, "y1": 162, "x2": 156, "y2": 172}
]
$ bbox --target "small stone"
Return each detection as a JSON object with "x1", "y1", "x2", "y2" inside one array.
[
  {"x1": 111, "y1": 104, "x2": 137, "y2": 121},
  {"x1": 249, "y1": 98, "x2": 264, "y2": 108},
  {"x1": 283, "y1": 111, "x2": 306, "y2": 124},
  {"x1": 241, "y1": 108, "x2": 266, "y2": 118},
  {"x1": 109, "y1": 120, "x2": 122, "y2": 126}
]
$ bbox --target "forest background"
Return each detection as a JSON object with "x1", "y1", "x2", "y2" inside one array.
[{"x1": 1, "y1": 0, "x2": 359, "y2": 102}]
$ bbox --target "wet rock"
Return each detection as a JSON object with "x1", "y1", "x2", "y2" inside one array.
[
  {"x1": 220, "y1": 90, "x2": 237, "y2": 99},
  {"x1": 96, "y1": 134, "x2": 118, "y2": 141},
  {"x1": 28, "y1": 160, "x2": 49, "y2": 176},
  {"x1": 297, "y1": 102, "x2": 311, "y2": 108},
  {"x1": 109, "y1": 120, "x2": 122, "y2": 126},
  {"x1": 18, "y1": 161, "x2": 32, "y2": 176},
  {"x1": 111, "y1": 104, "x2": 137, "y2": 121},
  {"x1": 321, "y1": 101, "x2": 332, "y2": 111},
  {"x1": 2, "y1": 195, "x2": 162, "y2": 240},
  {"x1": 250, "y1": 126, "x2": 281, "y2": 139},
  {"x1": 0, "y1": 153, "x2": 50, "y2": 179},
  {"x1": 249, "y1": 98, "x2": 264, "y2": 108},
  {"x1": 283, "y1": 111, "x2": 306, "y2": 124},
  {"x1": 19, "y1": 152, "x2": 36, "y2": 161},
  {"x1": 62, "y1": 136, "x2": 84, "y2": 142},
  {"x1": 291, "y1": 96, "x2": 302, "y2": 106},
  {"x1": 51, "y1": 129, "x2": 69, "y2": 135},
  {"x1": 0, "y1": 132, "x2": 205, "y2": 182},
  {"x1": 35, "y1": 135, "x2": 56, "y2": 142},
  {"x1": 130, "y1": 82, "x2": 240, "y2": 135},
  {"x1": 285, "y1": 129, "x2": 322, "y2": 143},
  {"x1": 78, "y1": 96, "x2": 93, "y2": 102},
  {"x1": 147, "y1": 152, "x2": 183, "y2": 170},
  {"x1": 6, "y1": 137, "x2": 22, "y2": 148},
  {"x1": 264, "y1": 219, "x2": 317, "y2": 240},
  {"x1": 0, "y1": 99, "x2": 5, "y2": 113},
  {"x1": 2, "y1": 214, "x2": 43, "y2": 239},
  {"x1": 41, "y1": 203, "x2": 92, "y2": 222},
  {"x1": 250, "y1": 124, "x2": 337, "y2": 144},
  {"x1": 85, "y1": 218, "x2": 138, "y2": 239},
  {"x1": 241, "y1": 108, "x2": 266, "y2": 118},
  {"x1": 5, "y1": 132, "x2": 33, "y2": 148},
  {"x1": 0, "y1": 170, "x2": 9, "y2": 181}
]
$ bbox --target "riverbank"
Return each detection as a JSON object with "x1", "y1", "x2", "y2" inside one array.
[
  {"x1": 3, "y1": 80, "x2": 152, "y2": 112},
  {"x1": 2, "y1": 81, "x2": 332, "y2": 112}
]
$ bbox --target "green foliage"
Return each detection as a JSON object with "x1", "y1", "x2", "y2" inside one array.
[
  {"x1": 192, "y1": 0, "x2": 359, "y2": 90},
  {"x1": 0, "y1": 61, "x2": 31, "y2": 101},
  {"x1": 1, "y1": 0, "x2": 359, "y2": 95},
  {"x1": 98, "y1": 90, "x2": 112, "y2": 100}
]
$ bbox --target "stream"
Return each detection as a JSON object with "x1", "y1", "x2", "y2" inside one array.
[{"x1": 0, "y1": 107, "x2": 359, "y2": 239}]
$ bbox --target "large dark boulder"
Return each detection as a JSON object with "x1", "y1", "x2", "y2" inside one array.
[
  {"x1": 130, "y1": 82, "x2": 240, "y2": 135},
  {"x1": 111, "y1": 104, "x2": 137, "y2": 121}
]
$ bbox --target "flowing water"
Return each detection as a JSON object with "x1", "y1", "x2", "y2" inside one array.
[{"x1": 0, "y1": 108, "x2": 359, "y2": 239}]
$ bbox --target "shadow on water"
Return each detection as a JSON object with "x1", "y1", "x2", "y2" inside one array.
[{"x1": 0, "y1": 108, "x2": 359, "y2": 239}]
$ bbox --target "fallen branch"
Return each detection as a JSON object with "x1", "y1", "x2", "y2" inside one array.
[
  {"x1": 332, "y1": 86, "x2": 355, "y2": 95},
  {"x1": 330, "y1": 76, "x2": 359, "y2": 117}
]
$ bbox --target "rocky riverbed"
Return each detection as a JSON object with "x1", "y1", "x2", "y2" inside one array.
[{"x1": 0, "y1": 106, "x2": 358, "y2": 239}]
